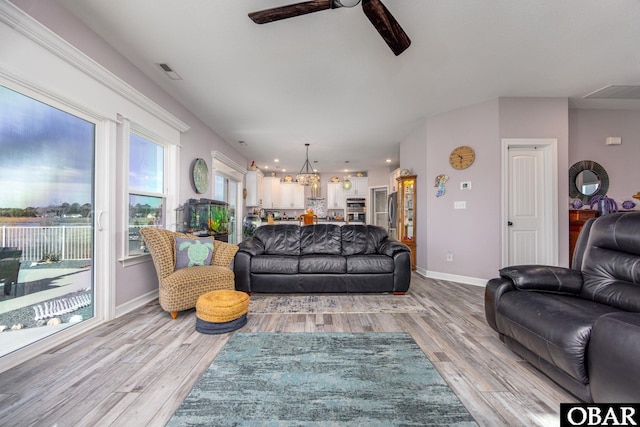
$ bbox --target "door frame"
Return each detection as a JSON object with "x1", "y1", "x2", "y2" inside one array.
[
  {"x1": 501, "y1": 138, "x2": 558, "y2": 267},
  {"x1": 368, "y1": 185, "x2": 389, "y2": 227}
]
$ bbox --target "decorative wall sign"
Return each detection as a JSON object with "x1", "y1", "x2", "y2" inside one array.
[{"x1": 435, "y1": 174, "x2": 448, "y2": 197}]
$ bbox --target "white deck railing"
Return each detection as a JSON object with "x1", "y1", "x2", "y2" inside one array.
[{"x1": 0, "y1": 226, "x2": 92, "y2": 261}]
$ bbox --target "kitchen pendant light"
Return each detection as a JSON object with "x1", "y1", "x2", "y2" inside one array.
[
  {"x1": 342, "y1": 160, "x2": 352, "y2": 190},
  {"x1": 296, "y1": 143, "x2": 319, "y2": 186}
]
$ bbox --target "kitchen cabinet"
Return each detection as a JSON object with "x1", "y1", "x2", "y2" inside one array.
[
  {"x1": 245, "y1": 170, "x2": 263, "y2": 207},
  {"x1": 343, "y1": 176, "x2": 368, "y2": 196},
  {"x1": 397, "y1": 174, "x2": 417, "y2": 271},
  {"x1": 327, "y1": 182, "x2": 345, "y2": 209},
  {"x1": 389, "y1": 168, "x2": 401, "y2": 193},
  {"x1": 280, "y1": 183, "x2": 305, "y2": 209},
  {"x1": 262, "y1": 176, "x2": 281, "y2": 209}
]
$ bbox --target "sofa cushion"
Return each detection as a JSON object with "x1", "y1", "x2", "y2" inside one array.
[
  {"x1": 251, "y1": 255, "x2": 299, "y2": 274},
  {"x1": 346, "y1": 255, "x2": 394, "y2": 274},
  {"x1": 496, "y1": 292, "x2": 620, "y2": 384},
  {"x1": 299, "y1": 255, "x2": 346, "y2": 274},
  {"x1": 253, "y1": 224, "x2": 301, "y2": 256},
  {"x1": 300, "y1": 224, "x2": 342, "y2": 255},
  {"x1": 341, "y1": 225, "x2": 387, "y2": 255}
]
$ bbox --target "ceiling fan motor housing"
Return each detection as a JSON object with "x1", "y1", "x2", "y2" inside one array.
[{"x1": 334, "y1": 0, "x2": 361, "y2": 7}]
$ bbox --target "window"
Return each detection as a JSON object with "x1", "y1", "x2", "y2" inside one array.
[{"x1": 127, "y1": 131, "x2": 166, "y2": 257}]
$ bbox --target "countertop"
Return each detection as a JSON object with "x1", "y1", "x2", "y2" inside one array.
[{"x1": 258, "y1": 219, "x2": 364, "y2": 226}]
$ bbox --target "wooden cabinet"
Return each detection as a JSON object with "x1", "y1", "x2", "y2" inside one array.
[
  {"x1": 397, "y1": 174, "x2": 417, "y2": 271},
  {"x1": 569, "y1": 209, "x2": 597, "y2": 266},
  {"x1": 327, "y1": 182, "x2": 345, "y2": 209},
  {"x1": 280, "y1": 183, "x2": 305, "y2": 209},
  {"x1": 262, "y1": 176, "x2": 281, "y2": 209},
  {"x1": 245, "y1": 170, "x2": 263, "y2": 207}
]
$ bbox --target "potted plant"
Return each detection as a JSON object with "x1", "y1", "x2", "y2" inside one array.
[{"x1": 589, "y1": 195, "x2": 618, "y2": 216}]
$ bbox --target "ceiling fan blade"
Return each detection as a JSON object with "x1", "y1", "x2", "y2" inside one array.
[
  {"x1": 249, "y1": 0, "x2": 333, "y2": 24},
  {"x1": 361, "y1": 0, "x2": 411, "y2": 56}
]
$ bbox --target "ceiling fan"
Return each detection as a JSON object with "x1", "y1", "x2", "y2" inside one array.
[{"x1": 248, "y1": 0, "x2": 411, "y2": 56}]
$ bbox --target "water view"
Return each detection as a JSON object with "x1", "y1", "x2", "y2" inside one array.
[{"x1": 0, "y1": 84, "x2": 95, "y2": 357}]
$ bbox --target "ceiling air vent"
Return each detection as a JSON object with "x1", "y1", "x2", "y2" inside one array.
[
  {"x1": 156, "y1": 63, "x2": 182, "y2": 80},
  {"x1": 583, "y1": 85, "x2": 640, "y2": 99}
]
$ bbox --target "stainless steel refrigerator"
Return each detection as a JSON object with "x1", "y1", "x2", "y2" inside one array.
[{"x1": 387, "y1": 192, "x2": 398, "y2": 239}]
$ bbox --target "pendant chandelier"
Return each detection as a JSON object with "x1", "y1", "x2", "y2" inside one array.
[{"x1": 296, "y1": 143, "x2": 319, "y2": 186}]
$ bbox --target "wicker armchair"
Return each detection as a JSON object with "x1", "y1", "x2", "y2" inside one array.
[{"x1": 140, "y1": 227, "x2": 239, "y2": 319}]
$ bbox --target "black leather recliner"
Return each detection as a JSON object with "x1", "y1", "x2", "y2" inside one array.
[
  {"x1": 234, "y1": 224, "x2": 411, "y2": 294},
  {"x1": 485, "y1": 212, "x2": 640, "y2": 402}
]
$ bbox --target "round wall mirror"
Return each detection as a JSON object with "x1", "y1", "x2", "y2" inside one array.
[{"x1": 569, "y1": 160, "x2": 609, "y2": 203}]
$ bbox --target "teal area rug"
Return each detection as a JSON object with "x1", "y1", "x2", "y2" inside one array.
[{"x1": 168, "y1": 332, "x2": 477, "y2": 426}]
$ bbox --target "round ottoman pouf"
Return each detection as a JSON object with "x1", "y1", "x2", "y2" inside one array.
[{"x1": 195, "y1": 290, "x2": 250, "y2": 334}]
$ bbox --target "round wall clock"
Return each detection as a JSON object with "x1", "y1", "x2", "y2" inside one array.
[
  {"x1": 449, "y1": 146, "x2": 475, "y2": 170},
  {"x1": 192, "y1": 158, "x2": 209, "y2": 194}
]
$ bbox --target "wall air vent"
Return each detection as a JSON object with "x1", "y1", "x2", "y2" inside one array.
[
  {"x1": 156, "y1": 63, "x2": 182, "y2": 80},
  {"x1": 583, "y1": 85, "x2": 640, "y2": 99}
]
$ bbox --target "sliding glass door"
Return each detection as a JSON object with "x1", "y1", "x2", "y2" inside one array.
[{"x1": 0, "y1": 85, "x2": 95, "y2": 357}]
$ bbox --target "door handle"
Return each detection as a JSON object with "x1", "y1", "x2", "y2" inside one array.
[{"x1": 508, "y1": 221, "x2": 513, "y2": 226}]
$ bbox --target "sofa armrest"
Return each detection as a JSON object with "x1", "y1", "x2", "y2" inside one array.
[
  {"x1": 498, "y1": 265, "x2": 583, "y2": 294},
  {"x1": 238, "y1": 237, "x2": 265, "y2": 256},
  {"x1": 589, "y1": 312, "x2": 640, "y2": 403},
  {"x1": 233, "y1": 251, "x2": 252, "y2": 292},
  {"x1": 378, "y1": 238, "x2": 410, "y2": 257},
  {"x1": 484, "y1": 277, "x2": 516, "y2": 332}
]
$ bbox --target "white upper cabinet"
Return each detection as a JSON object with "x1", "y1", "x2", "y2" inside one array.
[
  {"x1": 343, "y1": 176, "x2": 368, "y2": 196},
  {"x1": 262, "y1": 176, "x2": 281, "y2": 209},
  {"x1": 279, "y1": 183, "x2": 305, "y2": 209},
  {"x1": 389, "y1": 168, "x2": 401, "y2": 193},
  {"x1": 327, "y1": 182, "x2": 345, "y2": 209},
  {"x1": 245, "y1": 170, "x2": 263, "y2": 207}
]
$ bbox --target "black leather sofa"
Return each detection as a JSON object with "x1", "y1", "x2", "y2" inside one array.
[
  {"x1": 485, "y1": 212, "x2": 640, "y2": 403},
  {"x1": 234, "y1": 224, "x2": 411, "y2": 294}
]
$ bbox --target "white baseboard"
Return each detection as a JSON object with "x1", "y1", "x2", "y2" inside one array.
[
  {"x1": 115, "y1": 289, "x2": 158, "y2": 318},
  {"x1": 422, "y1": 269, "x2": 489, "y2": 288}
]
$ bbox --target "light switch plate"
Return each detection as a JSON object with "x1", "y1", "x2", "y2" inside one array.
[
  {"x1": 460, "y1": 181, "x2": 472, "y2": 190},
  {"x1": 454, "y1": 201, "x2": 466, "y2": 209}
]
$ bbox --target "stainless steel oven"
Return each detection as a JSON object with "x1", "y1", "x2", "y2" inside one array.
[{"x1": 346, "y1": 198, "x2": 366, "y2": 223}]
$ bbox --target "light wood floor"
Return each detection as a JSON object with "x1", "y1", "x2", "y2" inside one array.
[{"x1": 0, "y1": 274, "x2": 576, "y2": 426}]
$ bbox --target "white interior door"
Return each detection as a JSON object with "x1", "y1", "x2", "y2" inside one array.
[{"x1": 502, "y1": 139, "x2": 558, "y2": 267}]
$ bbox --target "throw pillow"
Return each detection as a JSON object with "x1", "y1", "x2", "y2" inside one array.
[{"x1": 174, "y1": 236, "x2": 215, "y2": 270}]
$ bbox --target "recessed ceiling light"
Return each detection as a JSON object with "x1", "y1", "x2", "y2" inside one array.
[
  {"x1": 386, "y1": 159, "x2": 391, "y2": 163},
  {"x1": 282, "y1": 169, "x2": 286, "y2": 172},
  {"x1": 264, "y1": 166, "x2": 269, "y2": 169},
  {"x1": 274, "y1": 158, "x2": 279, "y2": 163}
]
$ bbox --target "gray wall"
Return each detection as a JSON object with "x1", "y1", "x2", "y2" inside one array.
[
  {"x1": 12, "y1": 0, "x2": 248, "y2": 308},
  {"x1": 569, "y1": 109, "x2": 640, "y2": 205}
]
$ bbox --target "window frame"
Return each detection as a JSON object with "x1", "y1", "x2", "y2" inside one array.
[{"x1": 120, "y1": 118, "x2": 179, "y2": 266}]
